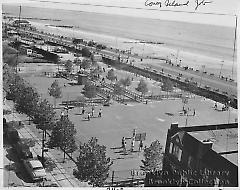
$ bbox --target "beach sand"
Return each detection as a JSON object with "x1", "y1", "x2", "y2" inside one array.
[
  {"x1": 3, "y1": 5, "x2": 237, "y2": 80},
  {"x1": 31, "y1": 21, "x2": 237, "y2": 80}
]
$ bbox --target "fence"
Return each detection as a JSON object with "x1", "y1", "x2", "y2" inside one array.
[{"x1": 104, "y1": 169, "x2": 146, "y2": 187}]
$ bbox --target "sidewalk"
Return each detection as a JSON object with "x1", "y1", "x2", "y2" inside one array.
[{"x1": 3, "y1": 100, "x2": 89, "y2": 187}]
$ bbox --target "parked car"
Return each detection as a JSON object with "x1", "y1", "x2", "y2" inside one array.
[
  {"x1": 23, "y1": 159, "x2": 47, "y2": 181},
  {"x1": 13, "y1": 141, "x2": 33, "y2": 159}
]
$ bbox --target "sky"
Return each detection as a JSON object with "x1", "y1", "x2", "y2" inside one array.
[{"x1": 1, "y1": 0, "x2": 240, "y2": 26}]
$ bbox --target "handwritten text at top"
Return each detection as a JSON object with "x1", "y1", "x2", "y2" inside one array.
[{"x1": 144, "y1": 0, "x2": 213, "y2": 11}]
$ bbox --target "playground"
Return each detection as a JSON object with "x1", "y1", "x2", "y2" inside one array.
[{"x1": 20, "y1": 61, "x2": 238, "y2": 182}]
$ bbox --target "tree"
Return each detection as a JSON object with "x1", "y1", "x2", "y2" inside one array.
[
  {"x1": 3, "y1": 53, "x2": 18, "y2": 67},
  {"x1": 140, "y1": 140, "x2": 163, "y2": 172},
  {"x1": 74, "y1": 58, "x2": 82, "y2": 72},
  {"x1": 119, "y1": 76, "x2": 132, "y2": 89},
  {"x1": 64, "y1": 60, "x2": 73, "y2": 74},
  {"x1": 113, "y1": 82, "x2": 124, "y2": 100},
  {"x1": 48, "y1": 115, "x2": 77, "y2": 161},
  {"x1": 82, "y1": 47, "x2": 91, "y2": 57},
  {"x1": 48, "y1": 80, "x2": 62, "y2": 108},
  {"x1": 73, "y1": 137, "x2": 112, "y2": 186},
  {"x1": 136, "y1": 78, "x2": 148, "y2": 96},
  {"x1": 76, "y1": 95, "x2": 86, "y2": 103},
  {"x1": 3, "y1": 64, "x2": 20, "y2": 98},
  {"x1": 106, "y1": 69, "x2": 116, "y2": 83},
  {"x1": 161, "y1": 78, "x2": 174, "y2": 98},
  {"x1": 15, "y1": 84, "x2": 40, "y2": 119},
  {"x1": 33, "y1": 99, "x2": 56, "y2": 131},
  {"x1": 89, "y1": 67, "x2": 102, "y2": 81},
  {"x1": 81, "y1": 58, "x2": 92, "y2": 70},
  {"x1": 3, "y1": 44, "x2": 18, "y2": 68},
  {"x1": 83, "y1": 83, "x2": 97, "y2": 102}
]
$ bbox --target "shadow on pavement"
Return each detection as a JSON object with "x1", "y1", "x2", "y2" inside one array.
[
  {"x1": 4, "y1": 159, "x2": 33, "y2": 183},
  {"x1": 110, "y1": 146, "x2": 122, "y2": 150},
  {"x1": 3, "y1": 109, "x2": 12, "y2": 115},
  {"x1": 114, "y1": 150, "x2": 124, "y2": 154},
  {"x1": 4, "y1": 162, "x2": 18, "y2": 171},
  {"x1": 44, "y1": 157, "x2": 57, "y2": 172},
  {"x1": 21, "y1": 138, "x2": 38, "y2": 147},
  {"x1": 7, "y1": 121, "x2": 25, "y2": 130},
  {"x1": 5, "y1": 148, "x2": 19, "y2": 163},
  {"x1": 15, "y1": 163, "x2": 34, "y2": 183},
  {"x1": 165, "y1": 112, "x2": 174, "y2": 116}
]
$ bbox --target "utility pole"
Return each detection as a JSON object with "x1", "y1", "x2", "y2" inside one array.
[
  {"x1": 16, "y1": 5, "x2": 22, "y2": 73},
  {"x1": 219, "y1": 63, "x2": 223, "y2": 78},
  {"x1": 60, "y1": 111, "x2": 66, "y2": 163},
  {"x1": 111, "y1": 170, "x2": 115, "y2": 186},
  {"x1": 231, "y1": 15, "x2": 237, "y2": 80},
  {"x1": 199, "y1": 65, "x2": 205, "y2": 88},
  {"x1": 41, "y1": 129, "x2": 45, "y2": 166}
]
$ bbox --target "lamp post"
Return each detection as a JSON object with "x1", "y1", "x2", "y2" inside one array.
[
  {"x1": 61, "y1": 111, "x2": 67, "y2": 163},
  {"x1": 199, "y1": 65, "x2": 205, "y2": 88},
  {"x1": 41, "y1": 128, "x2": 45, "y2": 166},
  {"x1": 219, "y1": 63, "x2": 223, "y2": 78}
]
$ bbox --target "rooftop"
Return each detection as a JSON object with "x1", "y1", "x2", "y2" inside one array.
[{"x1": 189, "y1": 128, "x2": 238, "y2": 166}]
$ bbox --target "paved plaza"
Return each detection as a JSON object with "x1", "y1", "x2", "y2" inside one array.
[{"x1": 19, "y1": 66, "x2": 238, "y2": 182}]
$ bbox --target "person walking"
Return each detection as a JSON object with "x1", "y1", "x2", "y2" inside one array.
[
  {"x1": 131, "y1": 136, "x2": 135, "y2": 152},
  {"x1": 122, "y1": 137, "x2": 125, "y2": 148},
  {"x1": 91, "y1": 106, "x2": 95, "y2": 117},
  {"x1": 98, "y1": 108, "x2": 102, "y2": 117},
  {"x1": 139, "y1": 140, "x2": 143, "y2": 152},
  {"x1": 87, "y1": 113, "x2": 90, "y2": 121},
  {"x1": 133, "y1": 129, "x2": 136, "y2": 138},
  {"x1": 82, "y1": 107, "x2": 85, "y2": 115},
  {"x1": 122, "y1": 137, "x2": 126, "y2": 154},
  {"x1": 193, "y1": 109, "x2": 196, "y2": 116}
]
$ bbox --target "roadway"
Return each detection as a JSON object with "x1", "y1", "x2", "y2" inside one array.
[
  {"x1": 136, "y1": 59, "x2": 237, "y2": 98},
  {"x1": 12, "y1": 26, "x2": 238, "y2": 98}
]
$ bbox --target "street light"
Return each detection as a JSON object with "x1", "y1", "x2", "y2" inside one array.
[
  {"x1": 219, "y1": 62, "x2": 224, "y2": 78},
  {"x1": 199, "y1": 65, "x2": 205, "y2": 88},
  {"x1": 60, "y1": 111, "x2": 68, "y2": 162},
  {"x1": 41, "y1": 122, "x2": 49, "y2": 166}
]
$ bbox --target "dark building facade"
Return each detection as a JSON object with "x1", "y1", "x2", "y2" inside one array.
[{"x1": 145, "y1": 123, "x2": 238, "y2": 187}]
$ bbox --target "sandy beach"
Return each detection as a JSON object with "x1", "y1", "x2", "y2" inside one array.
[
  {"x1": 3, "y1": 4, "x2": 237, "y2": 79},
  {"x1": 30, "y1": 21, "x2": 237, "y2": 80}
]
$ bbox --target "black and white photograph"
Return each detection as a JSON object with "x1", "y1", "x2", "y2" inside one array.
[{"x1": 1, "y1": 0, "x2": 239, "y2": 188}]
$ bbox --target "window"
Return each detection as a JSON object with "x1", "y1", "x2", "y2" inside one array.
[
  {"x1": 172, "y1": 144, "x2": 182, "y2": 162},
  {"x1": 169, "y1": 142, "x2": 173, "y2": 154},
  {"x1": 178, "y1": 149, "x2": 182, "y2": 161},
  {"x1": 188, "y1": 156, "x2": 192, "y2": 168}
]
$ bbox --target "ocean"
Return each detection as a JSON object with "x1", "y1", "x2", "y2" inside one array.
[{"x1": 3, "y1": 4, "x2": 237, "y2": 78}]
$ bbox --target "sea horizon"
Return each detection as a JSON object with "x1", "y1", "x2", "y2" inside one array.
[{"x1": 3, "y1": 4, "x2": 237, "y2": 79}]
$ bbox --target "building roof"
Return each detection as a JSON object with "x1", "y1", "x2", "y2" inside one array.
[{"x1": 189, "y1": 128, "x2": 238, "y2": 165}]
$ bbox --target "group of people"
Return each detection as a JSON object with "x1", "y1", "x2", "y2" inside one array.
[
  {"x1": 81, "y1": 106, "x2": 102, "y2": 121},
  {"x1": 121, "y1": 129, "x2": 144, "y2": 154},
  {"x1": 214, "y1": 102, "x2": 229, "y2": 112},
  {"x1": 182, "y1": 107, "x2": 196, "y2": 116}
]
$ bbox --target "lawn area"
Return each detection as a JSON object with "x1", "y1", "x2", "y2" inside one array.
[{"x1": 20, "y1": 63, "x2": 238, "y2": 182}]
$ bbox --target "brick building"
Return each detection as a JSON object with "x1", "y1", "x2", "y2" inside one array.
[{"x1": 145, "y1": 123, "x2": 238, "y2": 187}]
